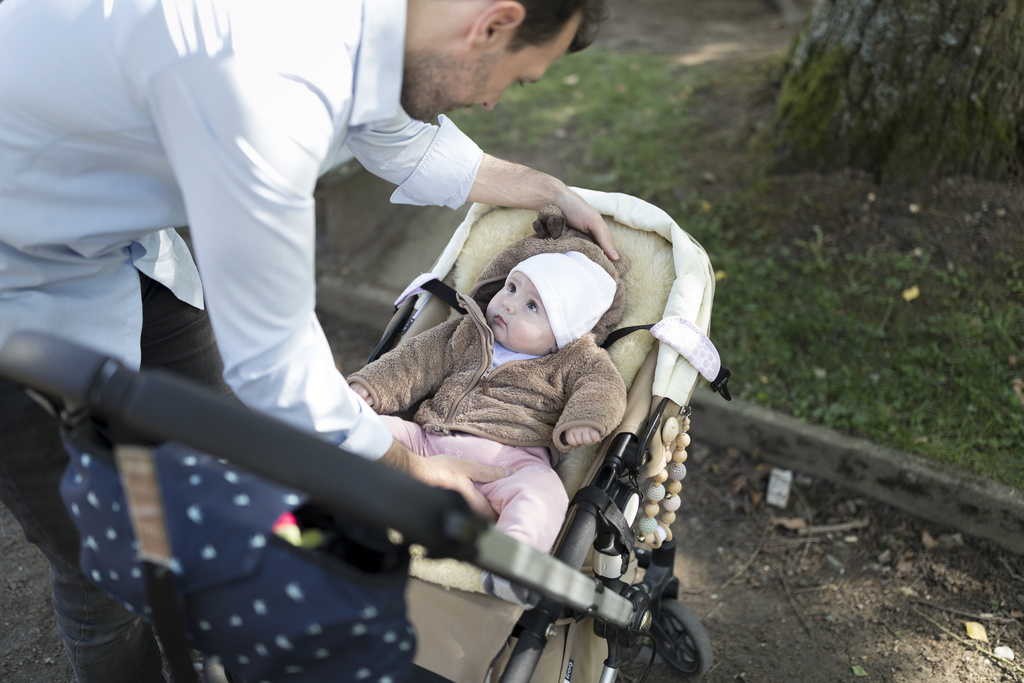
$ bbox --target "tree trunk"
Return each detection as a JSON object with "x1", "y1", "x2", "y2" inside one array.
[{"x1": 774, "y1": 0, "x2": 1024, "y2": 181}]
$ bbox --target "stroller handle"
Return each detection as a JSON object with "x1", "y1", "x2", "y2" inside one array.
[{"x1": 0, "y1": 330, "x2": 485, "y2": 559}]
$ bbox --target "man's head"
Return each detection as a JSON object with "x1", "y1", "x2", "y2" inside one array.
[
  {"x1": 508, "y1": 0, "x2": 608, "y2": 54},
  {"x1": 486, "y1": 251, "x2": 616, "y2": 355},
  {"x1": 401, "y1": 0, "x2": 608, "y2": 121}
]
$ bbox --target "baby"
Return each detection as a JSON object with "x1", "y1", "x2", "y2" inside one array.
[{"x1": 349, "y1": 223, "x2": 627, "y2": 604}]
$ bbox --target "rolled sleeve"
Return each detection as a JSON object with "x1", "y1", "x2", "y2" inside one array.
[{"x1": 390, "y1": 115, "x2": 482, "y2": 209}]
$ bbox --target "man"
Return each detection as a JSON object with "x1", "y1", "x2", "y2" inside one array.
[{"x1": 0, "y1": 0, "x2": 611, "y2": 680}]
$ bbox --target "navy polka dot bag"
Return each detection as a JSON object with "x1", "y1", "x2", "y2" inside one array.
[{"x1": 59, "y1": 431, "x2": 415, "y2": 683}]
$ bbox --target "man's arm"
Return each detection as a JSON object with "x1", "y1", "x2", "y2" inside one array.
[{"x1": 468, "y1": 154, "x2": 619, "y2": 260}]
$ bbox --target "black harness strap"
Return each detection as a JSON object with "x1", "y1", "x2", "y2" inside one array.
[
  {"x1": 600, "y1": 324, "x2": 654, "y2": 349},
  {"x1": 601, "y1": 324, "x2": 733, "y2": 401},
  {"x1": 420, "y1": 279, "x2": 465, "y2": 312}
]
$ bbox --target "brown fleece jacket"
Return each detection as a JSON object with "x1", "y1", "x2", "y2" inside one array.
[{"x1": 349, "y1": 207, "x2": 629, "y2": 467}]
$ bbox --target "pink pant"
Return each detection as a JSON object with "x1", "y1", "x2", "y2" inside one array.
[{"x1": 380, "y1": 416, "x2": 569, "y2": 553}]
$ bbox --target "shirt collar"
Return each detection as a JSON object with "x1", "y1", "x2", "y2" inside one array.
[{"x1": 349, "y1": 0, "x2": 406, "y2": 127}]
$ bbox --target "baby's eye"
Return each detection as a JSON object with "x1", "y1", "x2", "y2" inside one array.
[
  {"x1": 526, "y1": 300, "x2": 538, "y2": 312},
  {"x1": 507, "y1": 283, "x2": 516, "y2": 294}
]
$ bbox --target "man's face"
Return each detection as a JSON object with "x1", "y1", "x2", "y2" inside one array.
[
  {"x1": 486, "y1": 272, "x2": 558, "y2": 356},
  {"x1": 401, "y1": 11, "x2": 582, "y2": 121}
]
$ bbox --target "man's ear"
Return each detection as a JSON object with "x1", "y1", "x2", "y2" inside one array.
[{"x1": 468, "y1": 0, "x2": 526, "y2": 50}]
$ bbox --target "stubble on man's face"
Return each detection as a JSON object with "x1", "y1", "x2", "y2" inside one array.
[{"x1": 400, "y1": 49, "x2": 499, "y2": 121}]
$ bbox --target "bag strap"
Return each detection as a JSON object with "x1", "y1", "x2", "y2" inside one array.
[{"x1": 115, "y1": 444, "x2": 200, "y2": 683}]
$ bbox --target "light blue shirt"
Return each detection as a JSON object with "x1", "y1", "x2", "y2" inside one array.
[{"x1": 0, "y1": 0, "x2": 484, "y2": 459}]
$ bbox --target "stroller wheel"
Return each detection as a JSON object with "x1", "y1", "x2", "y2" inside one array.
[{"x1": 651, "y1": 599, "x2": 713, "y2": 677}]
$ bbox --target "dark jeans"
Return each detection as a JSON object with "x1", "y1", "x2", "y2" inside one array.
[{"x1": 0, "y1": 273, "x2": 231, "y2": 683}]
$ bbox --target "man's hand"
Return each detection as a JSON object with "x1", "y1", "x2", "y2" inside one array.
[
  {"x1": 378, "y1": 439, "x2": 510, "y2": 521},
  {"x1": 562, "y1": 426, "x2": 602, "y2": 448},
  {"x1": 553, "y1": 187, "x2": 618, "y2": 261},
  {"x1": 468, "y1": 154, "x2": 619, "y2": 260}
]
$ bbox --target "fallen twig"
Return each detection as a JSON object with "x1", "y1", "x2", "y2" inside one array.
[
  {"x1": 881, "y1": 620, "x2": 901, "y2": 640},
  {"x1": 912, "y1": 598, "x2": 1021, "y2": 624},
  {"x1": 911, "y1": 605, "x2": 1024, "y2": 677},
  {"x1": 787, "y1": 486, "x2": 818, "y2": 565},
  {"x1": 1001, "y1": 556, "x2": 1024, "y2": 583},
  {"x1": 791, "y1": 584, "x2": 837, "y2": 594},
  {"x1": 717, "y1": 521, "x2": 770, "y2": 590},
  {"x1": 779, "y1": 569, "x2": 814, "y2": 638},
  {"x1": 797, "y1": 518, "x2": 870, "y2": 536},
  {"x1": 740, "y1": 537, "x2": 823, "y2": 545}
]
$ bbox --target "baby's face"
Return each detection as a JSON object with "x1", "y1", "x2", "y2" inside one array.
[{"x1": 485, "y1": 272, "x2": 558, "y2": 356}]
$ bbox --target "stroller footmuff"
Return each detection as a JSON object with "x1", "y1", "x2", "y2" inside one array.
[{"x1": 60, "y1": 430, "x2": 414, "y2": 683}]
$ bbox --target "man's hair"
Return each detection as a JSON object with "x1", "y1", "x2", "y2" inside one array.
[{"x1": 510, "y1": 0, "x2": 609, "y2": 53}]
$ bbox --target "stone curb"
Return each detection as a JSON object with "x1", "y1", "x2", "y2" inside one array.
[{"x1": 689, "y1": 388, "x2": 1024, "y2": 556}]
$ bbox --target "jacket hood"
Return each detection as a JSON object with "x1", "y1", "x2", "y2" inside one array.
[{"x1": 467, "y1": 206, "x2": 630, "y2": 347}]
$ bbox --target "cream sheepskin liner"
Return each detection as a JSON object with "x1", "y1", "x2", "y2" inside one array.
[{"x1": 407, "y1": 207, "x2": 676, "y2": 594}]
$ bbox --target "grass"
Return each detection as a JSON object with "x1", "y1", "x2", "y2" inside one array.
[{"x1": 447, "y1": 49, "x2": 1024, "y2": 491}]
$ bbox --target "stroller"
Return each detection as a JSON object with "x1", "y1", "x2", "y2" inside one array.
[
  {"x1": 359, "y1": 188, "x2": 728, "y2": 682},
  {"x1": 0, "y1": 189, "x2": 727, "y2": 682}
]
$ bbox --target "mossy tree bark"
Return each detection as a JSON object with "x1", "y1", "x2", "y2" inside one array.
[{"x1": 775, "y1": 0, "x2": 1024, "y2": 181}]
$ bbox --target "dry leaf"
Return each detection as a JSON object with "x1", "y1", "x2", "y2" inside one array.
[
  {"x1": 1013, "y1": 378, "x2": 1024, "y2": 406},
  {"x1": 921, "y1": 530, "x2": 937, "y2": 550},
  {"x1": 895, "y1": 559, "x2": 915, "y2": 575},
  {"x1": 772, "y1": 517, "x2": 807, "y2": 531},
  {"x1": 964, "y1": 621, "x2": 989, "y2": 643},
  {"x1": 715, "y1": 270, "x2": 728, "y2": 282},
  {"x1": 902, "y1": 285, "x2": 920, "y2": 302}
]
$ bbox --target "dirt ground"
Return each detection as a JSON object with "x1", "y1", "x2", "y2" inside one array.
[{"x1": 2, "y1": 1, "x2": 1022, "y2": 682}]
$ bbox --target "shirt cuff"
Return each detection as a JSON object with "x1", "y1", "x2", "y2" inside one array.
[
  {"x1": 333, "y1": 398, "x2": 394, "y2": 460},
  {"x1": 390, "y1": 115, "x2": 482, "y2": 209}
]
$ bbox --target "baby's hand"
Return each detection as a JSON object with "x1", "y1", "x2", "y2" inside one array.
[
  {"x1": 563, "y1": 426, "x2": 601, "y2": 447},
  {"x1": 351, "y1": 384, "x2": 374, "y2": 408}
]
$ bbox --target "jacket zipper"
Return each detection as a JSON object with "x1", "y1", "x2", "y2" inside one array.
[
  {"x1": 443, "y1": 298, "x2": 495, "y2": 423},
  {"x1": 442, "y1": 296, "x2": 537, "y2": 424}
]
